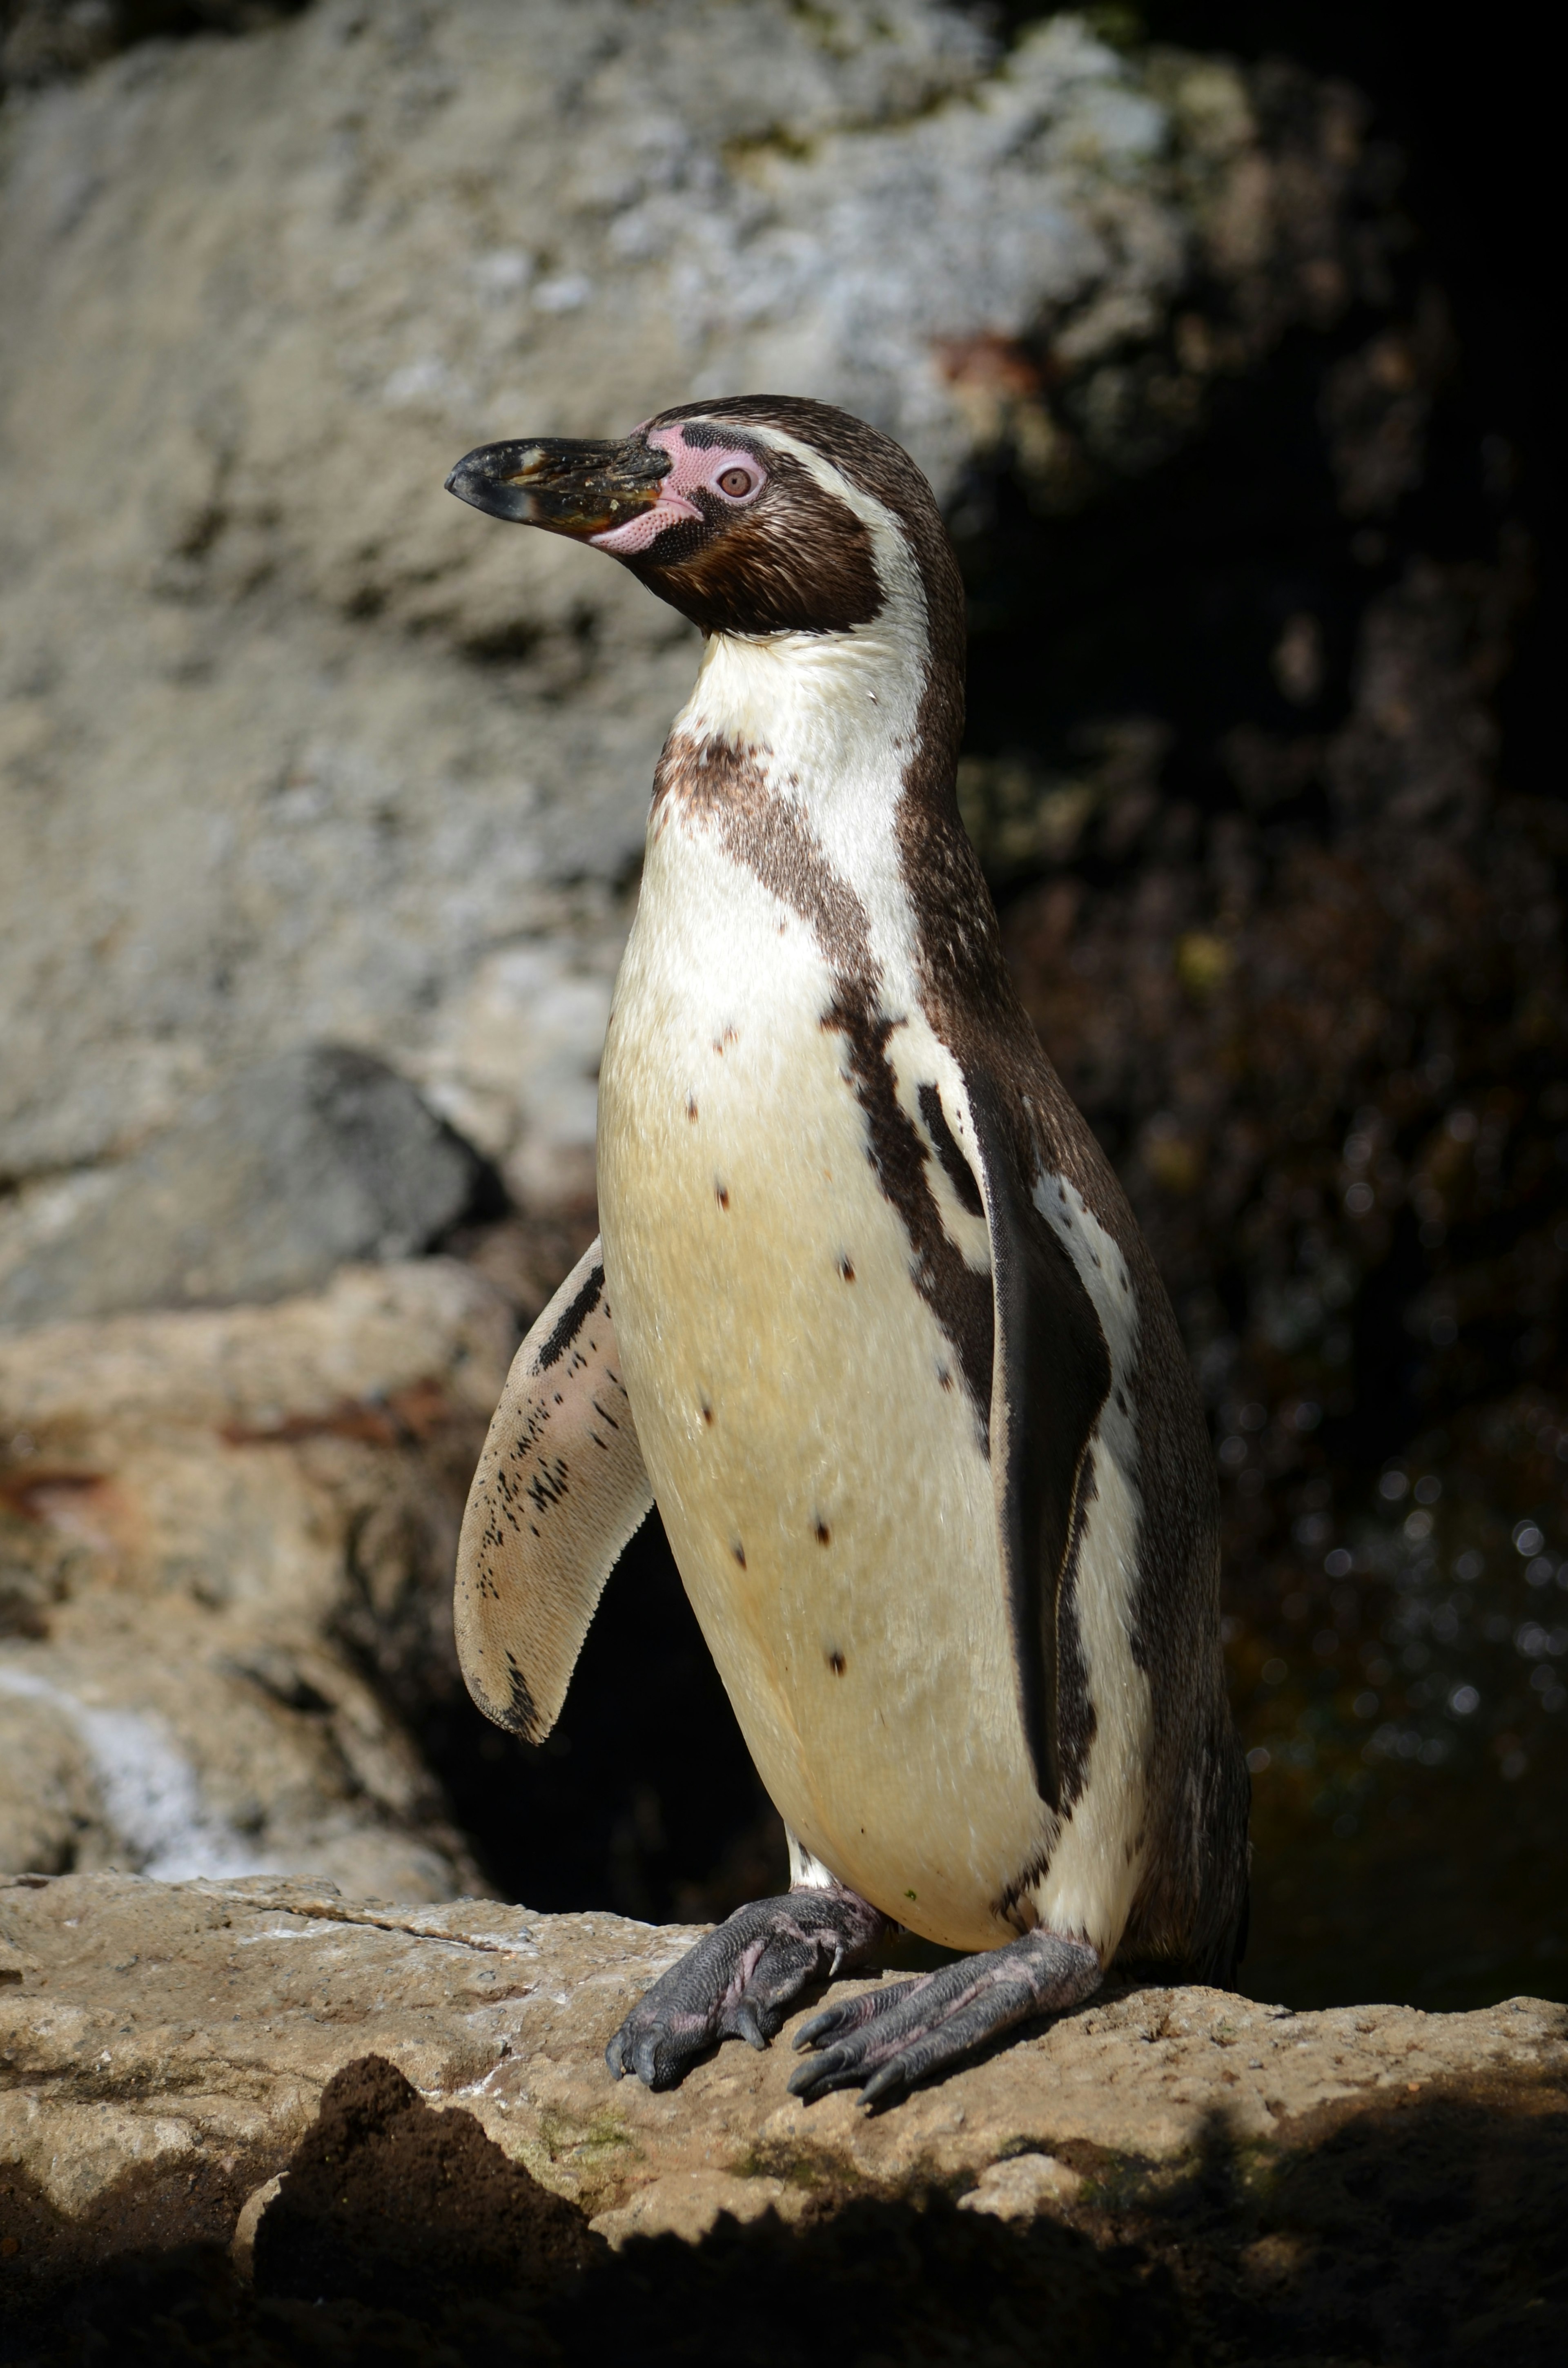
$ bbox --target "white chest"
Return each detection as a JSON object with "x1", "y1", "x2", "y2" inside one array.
[{"x1": 596, "y1": 800, "x2": 1045, "y2": 1950}]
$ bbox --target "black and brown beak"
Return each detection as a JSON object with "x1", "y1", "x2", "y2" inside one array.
[{"x1": 444, "y1": 435, "x2": 671, "y2": 540}]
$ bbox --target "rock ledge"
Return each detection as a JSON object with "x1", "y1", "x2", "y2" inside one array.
[{"x1": 2, "y1": 1871, "x2": 1562, "y2": 2275}]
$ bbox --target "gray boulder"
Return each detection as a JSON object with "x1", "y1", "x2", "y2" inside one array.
[{"x1": 0, "y1": 1046, "x2": 488, "y2": 1329}]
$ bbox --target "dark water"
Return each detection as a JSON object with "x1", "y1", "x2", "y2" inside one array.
[{"x1": 1232, "y1": 1407, "x2": 1568, "y2": 2009}]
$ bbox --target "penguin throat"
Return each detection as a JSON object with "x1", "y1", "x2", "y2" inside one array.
[{"x1": 673, "y1": 620, "x2": 931, "y2": 839}]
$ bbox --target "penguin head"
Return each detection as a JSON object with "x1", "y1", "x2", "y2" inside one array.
[{"x1": 445, "y1": 395, "x2": 962, "y2": 651}]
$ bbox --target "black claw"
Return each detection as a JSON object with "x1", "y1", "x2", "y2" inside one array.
[
  {"x1": 786, "y1": 2042, "x2": 850, "y2": 2099},
  {"x1": 858, "y1": 2060, "x2": 910, "y2": 2107},
  {"x1": 735, "y1": 1998, "x2": 771, "y2": 2049},
  {"x1": 794, "y1": 1975, "x2": 921, "y2": 2054},
  {"x1": 787, "y1": 1928, "x2": 1102, "y2": 2105},
  {"x1": 792, "y1": 2006, "x2": 840, "y2": 2051}
]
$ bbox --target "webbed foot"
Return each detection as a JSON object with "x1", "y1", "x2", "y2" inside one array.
[
  {"x1": 606, "y1": 1887, "x2": 889, "y2": 2090},
  {"x1": 788, "y1": 1927, "x2": 1101, "y2": 2107}
]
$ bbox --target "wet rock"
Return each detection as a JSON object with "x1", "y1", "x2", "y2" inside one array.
[
  {"x1": 0, "y1": 1871, "x2": 1561, "y2": 2353},
  {"x1": 0, "y1": 1046, "x2": 492, "y2": 1331},
  {"x1": 0, "y1": 1262, "x2": 512, "y2": 1898},
  {"x1": 0, "y1": 0, "x2": 1401, "y2": 1215}
]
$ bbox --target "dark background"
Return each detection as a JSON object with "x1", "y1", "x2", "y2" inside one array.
[{"x1": 1140, "y1": 1, "x2": 1555, "y2": 796}]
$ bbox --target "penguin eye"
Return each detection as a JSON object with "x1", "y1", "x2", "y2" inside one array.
[{"x1": 715, "y1": 466, "x2": 756, "y2": 499}]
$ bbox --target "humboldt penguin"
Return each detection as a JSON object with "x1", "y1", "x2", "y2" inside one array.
[{"x1": 445, "y1": 397, "x2": 1249, "y2": 2105}]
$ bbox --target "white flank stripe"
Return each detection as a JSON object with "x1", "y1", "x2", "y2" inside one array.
[{"x1": 1025, "y1": 1162, "x2": 1151, "y2": 1958}]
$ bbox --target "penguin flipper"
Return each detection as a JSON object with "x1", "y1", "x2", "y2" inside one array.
[
  {"x1": 961, "y1": 1072, "x2": 1113, "y2": 1818},
  {"x1": 454, "y1": 1237, "x2": 653, "y2": 1742}
]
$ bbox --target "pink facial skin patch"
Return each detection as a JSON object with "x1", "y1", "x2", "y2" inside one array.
[{"x1": 590, "y1": 423, "x2": 766, "y2": 555}]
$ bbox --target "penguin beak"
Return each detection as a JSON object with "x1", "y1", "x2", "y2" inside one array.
[{"x1": 444, "y1": 435, "x2": 673, "y2": 541}]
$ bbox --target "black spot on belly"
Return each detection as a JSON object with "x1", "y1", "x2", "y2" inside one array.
[
  {"x1": 716, "y1": 1182, "x2": 730, "y2": 1209},
  {"x1": 828, "y1": 1650, "x2": 846, "y2": 1675},
  {"x1": 839, "y1": 1256, "x2": 855, "y2": 1282},
  {"x1": 815, "y1": 1521, "x2": 831, "y2": 1545},
  {"x1": 687, "y1": 1096, "x2": 699, "y2": 1121},
  {"x1": 702, "y1": 1402, "x2": 714, "y2": 1426},
  {"x1": 732, "y1": 1541, "x2": 746, "y2": 1568}
]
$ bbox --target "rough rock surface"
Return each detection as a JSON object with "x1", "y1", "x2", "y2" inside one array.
[
  {"x1": 2, "y1": 1871, "x2": 1561, "y2": 2224},
  {"x1": 0, "y1": 1262, "x2": 512, "y2": 1899},
  {"x1": 0, "y1": 6, "x2": 304, "y2": 94},
  {"x1": 0, "y1": 0, "x2": 1392, "y2": 1233},
  {"x1": 0, "y1": 1873, "x2": 1561, "y2": 2355},
  {"x1": 0, "y1": 1046, "x2": 492, "y2": 1329}
]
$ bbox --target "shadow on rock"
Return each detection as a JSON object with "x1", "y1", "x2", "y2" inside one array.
[
  {"x1": 252, "y1": 2054, "x2": 599, "y2": 2309},
  {"x1": 1115, "y1": 2091, "x2": 1568, "y2": 2365},
  {"x1": 7, "y1": 2053, "x2": 1565, "y2": 2365}
]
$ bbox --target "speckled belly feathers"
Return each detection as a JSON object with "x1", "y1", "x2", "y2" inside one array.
[{"x1": 597, "y1": 785, "x2": 1044, "y2": 1953}]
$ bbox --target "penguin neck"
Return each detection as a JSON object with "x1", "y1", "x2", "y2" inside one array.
[
  {"x1": 686, "y1": 614, "x2": 924, "y2": 796},
  {"x1": 662, "y1": 603, "x2": 960, "y2": 988}
]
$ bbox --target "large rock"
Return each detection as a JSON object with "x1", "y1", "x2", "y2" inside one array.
[
  {"x1": 0, "y1": 1045, "x2": 491, "y2": 1329},
  {"x1": 0, "y1": 1872, "x2": 1562, "y2": 2354},
  {"x1": 0, "y1": 0, "x2": 1390, "y2": 1216},
  {"x1": 0, "y1": 1260, "x2": 512, "y2": 1899}
]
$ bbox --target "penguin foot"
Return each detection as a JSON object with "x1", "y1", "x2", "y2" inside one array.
[
  {"x1": 606, "y1": 1888, "x2": 890, "y2": 2090},
  {"x1": 788, "y1": 1927, "x2": 1101, "y2": 2107}
]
